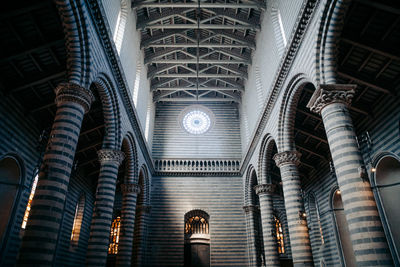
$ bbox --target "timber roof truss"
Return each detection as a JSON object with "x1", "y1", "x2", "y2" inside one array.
[{"x1": 134, "y1": 0, "x2": 265, "y2": 103}]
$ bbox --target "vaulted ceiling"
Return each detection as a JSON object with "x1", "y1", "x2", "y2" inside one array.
[{"x1": 134, "y1": 0, "x2": 265, "y2": 103}]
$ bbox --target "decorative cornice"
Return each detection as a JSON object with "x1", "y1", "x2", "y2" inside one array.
[
  {"x1": 273, "y1": 151, "x2": 301, "y2": 167},
  {"x1": 153, "y1": 158, "x2": 241, "y2": 174},
  {"x1": 55, "y1": 82, "x2": 94, "y2": 113},
  {"x1": 121, "y1": 183, "x2": 141, "y2": 194},
  {"x1": 243, "y1": 205, "x2": 259, "y2": 213},
  {"x1": 307, "y1": 84, "x2": 356, "y2": 114},
  {"x1": 97, "y1": 149, "x2": 125, "y2": 165},
  {"x1": 240, "y1": 0, "x2": 319, "y2": 174},
  {"x1": 254, "y1": 184, "x2": 276, "y2": 195},
  {"x1": 154, "y1": 171, "x2": 241, "y2": 177},
  {"x1": 86, "y1": 0, "x2": 155, "y2": 174}
]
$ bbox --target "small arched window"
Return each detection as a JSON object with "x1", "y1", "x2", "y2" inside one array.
[
  {"x1": 274, "y1": 216, "x2": 285, "y2": 254},
  {"x1": 71, "y1": 194, "x2": 85, "y2": 244},
  {"x1": 185, "y1": 215, "x2": 209, "y2": 235},
  {"x1": 108, "y1": 216, "x2": 121, "y2": 254},
  {"x1": 21, "y1": 173, "x2": 38, "y2": 229}
]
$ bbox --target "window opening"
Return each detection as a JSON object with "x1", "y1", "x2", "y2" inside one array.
[
  {"x1": 108, "y1": 216, "x2": 121, "y2": 254},
  {"x1": 185, "y1": 215, "x2": 209, "y2": 235},
  {"x1": 21, "y1": 174, "x2": 38, "y2": 229},
  {"x1": 71, "y1": 194, "x2": 85, "y2": 244},
  {"x1": 275, "y1": 217, "x2": 285, "y2": 254}
]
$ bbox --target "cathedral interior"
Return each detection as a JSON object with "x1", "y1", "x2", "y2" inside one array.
[{"x1": 0, "y1": 0, "x2": 399, "y2": 266}]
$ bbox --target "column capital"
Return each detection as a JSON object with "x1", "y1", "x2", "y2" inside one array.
[
  {"x1": 254, "y1": 184, "x2": 276, "y2": 196},
  {"x1": 307, "y1": 84, "x2": 356, "y2": 114},
  {"x1": 273, "y1": 151, "x2": 301, "y2": 167},
  {"x1": 243, "y1": 205, "x2": 259, "y2": 213},
  {"x1": 97, "y1": 149, "x2": 125, "y2": 166},
  {"x1": 121, "y1": 183, "x2": 141, "y2": 195},
  {"x1": 55, "y1": 82, "x2": 94, "y2": 113}
]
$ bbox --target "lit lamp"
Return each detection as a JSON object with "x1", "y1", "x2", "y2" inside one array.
[{"x1": 299, "y1": 211, "x2": 307, "y2": 219}]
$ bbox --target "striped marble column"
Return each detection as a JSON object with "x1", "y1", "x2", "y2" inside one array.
[
  {"x1": 273, "y1": 151, "x2": 314, "y2": 267},
  {"x1": 17, "y1": 83, "x2": 93, "y2": 266},
  {"x1": 255, "y1": 184, "x2": 280, "y2": 267},
  {"x1": 116, "y1": 183, "x2": 140, "y2": 267},
  {"x1": 307, "y1": 84, "x2": 392, "y2": 266},
  {"x1": 243, "y1": 205, "x2": 259, "y2": 267},
  {"x1": 86, "y1": 149, "x2": 124, "y2": 267},
  {"x1": 133, "y1": 205, "x2": 151, "y2": 267}
]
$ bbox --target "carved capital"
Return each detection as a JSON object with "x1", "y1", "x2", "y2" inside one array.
[
  {"x1": 273, "y1": 151, "x2": 301, "y2": 167},
  {"x1": 121, "y1": 183, "x2": 141, "y2": 195},
  {"x1": 55, "y1": 82, "x2": 94, "y2": 113},
  {"x1": 254, "y1": 184, "x2": 276, "y2": 196},
  {"x1": 307, "y1": 84, "x2": 356, "y2": 114},
  {"x1": 243, "y1": 205, "x2": 259, "y2": 213},
  {"x1": 97, "y1": 149, "x2": 125, "y2": 166}
]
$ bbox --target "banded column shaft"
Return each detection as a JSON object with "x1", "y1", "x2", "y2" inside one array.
[
  {"x1": 18, "y1": 83, "x2": 93, "y2": 266},
  {"x1": 255, "y1": 184, "x2": 280, "y2": 267},
  {"x1": 243, "y1": 205, "x2": 259, "y2": 267},
  {"x1": 133, "y1": 205, "x2": 151, "y2": 267},
  {"x1": 274, "y1": 152, "x2": 313, "y2": 267},
  {"x1": 308, "y1": 84, "x2": 392, "y2": 266},
  {"x1": 116, "y1": 183, "x2": 140, "y2": 267},
  {"x1": 86, "y1": 150, "x2": 124, "y2": 267}
]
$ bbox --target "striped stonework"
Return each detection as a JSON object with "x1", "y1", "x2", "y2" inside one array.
[
  {"x1": 273, "y1": 151, "x2": 314, "y2": 267},
  {"x1": 17, "y1": 83, "x2": 93, "y2": 265},
  {"x1": 116, "y1": 183, "x2": 140, "y2": 266},
  {"x1": 243, "y1": 205, "x2": 259, "y2": 267},
  {"x1": 86, "y1": 149, "x2": 124, "y2": 267},
  {"x1": 133, "y1": 205, "x2": 151, "y2": 267},
  {"x1": 255, "y1": 184, "x2": 280, "y2": 267},
  {"x1": 308, "y1": 84, "x2": 393, "y2": 266}
]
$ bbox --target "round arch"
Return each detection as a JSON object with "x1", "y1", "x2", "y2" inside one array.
[
  {"x1": 91, "y1": 74, "x2": 122, "y2": 150},
  {"x1": 315, "y1": 0, "x2": 352, "y2": 85},
  {"x1": 0, "y1": 153, "x2": 25, "y2": 259},
  {"x1": 330, "y1": 186, "x2": 356, "y2": 267},
  {"x1": 55, "y1": 0, "x2": 91, "y2": 86},
  {"x1": 277, "y1": 74, "x2": 316, "y2": 152},
  {"x1": 121, "y1": 133, "x2": 138, "y2": 184},
  {"x1": 244, "y1": 165, "x2": 258, "y2": 206},
  {"x1": 371, "y1": 153, "x2": 400, "y2": 264},
  {"x1": 258, "y1": 134, "x2": 278, "y2": 185},
  {"x1": 138, "y1": 164, "x2": 150, "y2": 206}
]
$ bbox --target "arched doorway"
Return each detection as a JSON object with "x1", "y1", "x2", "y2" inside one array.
[
  {"x1": 332, "y1": 190, "x2": 356, "y2": 267},
  {"x1": 184, "y1": 210, "x2": 210, "y2": 267},
  {"x1": 374, "y1": 155, "x2": 400, "y2": 263},
  {"x1": 0, "y1": 155, "x2": 23, "y2": 256}
]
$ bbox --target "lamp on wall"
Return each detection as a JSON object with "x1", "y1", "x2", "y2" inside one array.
[{"x1": 299, "y1": 210, "x2": 307, "y2": 219}]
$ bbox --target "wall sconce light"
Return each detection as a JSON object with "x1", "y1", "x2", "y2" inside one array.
[
  {"x1": 371, "y1": 167, "x2": 376, "y2": 173},
  {"x1": 299, "y1": 211, "x2": 307, "y2": 219},
  {"x1": 336, "y1": 190, "x2": 341, "y2": 195}
]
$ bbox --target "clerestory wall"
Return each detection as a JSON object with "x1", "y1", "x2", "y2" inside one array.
[{"x1": 152, "y1": 102, "x2": 242, "y2": 159}]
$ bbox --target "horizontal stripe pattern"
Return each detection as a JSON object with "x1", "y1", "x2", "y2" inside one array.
[
  {"x1": 86, "y1": 160, "x2": 120, "y2": 266},
  {"x1": 321, "y1": 102, "x2": 392, "y2": 266},
  {"x1": 18, "y1": 100, "x2": 86, "y2": 265},
  {"x1": 278, "y1": 161, "x2": 314, "y2": 267}
]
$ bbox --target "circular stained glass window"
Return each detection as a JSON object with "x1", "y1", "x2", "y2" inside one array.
[{"x1": 182, "y1": 110, "x2": 212, "y2": 135}]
